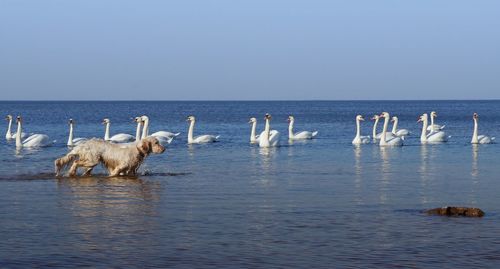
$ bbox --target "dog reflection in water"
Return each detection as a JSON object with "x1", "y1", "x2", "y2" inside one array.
[{"x1": 55, "y1": 137, "x2": 165, "y2": 177}]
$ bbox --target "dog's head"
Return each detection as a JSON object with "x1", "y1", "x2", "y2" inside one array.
[{"x1": 138, "y1": 137, "x2": 165, "y2": 155}]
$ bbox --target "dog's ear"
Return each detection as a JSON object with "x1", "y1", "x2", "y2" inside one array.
[{"x1": 138, "y1": 139, "x2": 151, "y2": 155}]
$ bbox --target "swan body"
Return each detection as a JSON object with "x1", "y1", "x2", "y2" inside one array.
[
  {"x1": 15, "y1": 116, "x2": 52, "y2": 148},
  {"x1": 471, "y1": 113, "x2": 495, "y2": 144},
  {"x1": 426, "y1": 111, "x2": 446, "y2": 132},
  {"x1": 372, "y1": 115, "x2": 395, "y2": 142},
  {"x1": 5, "y1": 115, "x2": 27, "y2": 140},
  {"x1": 379, "y1": 112, "x2": 403, "y2": 147},
  {"x1": 67, "y1": 119, "x2": 87, "y2": 146},
  {"x1": 140, "y1": 115, "x2": 178, "y2": 144},
  {"x1": 352, "y1": 115, "x2": 370, "y2": 145},
  {"x1": 103, "y1": 118, "x2": 135, "y2": 143},
  {"x1": 287, "y1": 116, "x2": 318, "y2": 140},
  {"x1": 249, "y1": 117, "x2": 261, "y2": 144},
  {"x1": 187, "y1": 116, "x2": 219, "y2": 144},
  {"x1": 418, "y1": 113, "x2": 449, "y2": 143},
  {"x1": 259, "y1": 114, "x2": 280, "y2": 147},
  {"x1": 391, "y1": 116, "x2": 410, "y2": 137}
]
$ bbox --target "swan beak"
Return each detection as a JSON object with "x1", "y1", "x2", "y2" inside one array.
[
  {"x1": 417, "y1": 118, "x2": 422, "y2": 123},
  {"x1": 359, "y1": 117, "x2": 365, "y2": 121}
]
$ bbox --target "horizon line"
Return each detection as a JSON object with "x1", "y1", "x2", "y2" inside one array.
[{"x1": 1, "y1": 98, "x2": 500, "y2": 102}]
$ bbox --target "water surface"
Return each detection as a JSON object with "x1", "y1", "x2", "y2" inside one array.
[{"x1": 1, "y1": 101, "x2": 499, "y2": 268}]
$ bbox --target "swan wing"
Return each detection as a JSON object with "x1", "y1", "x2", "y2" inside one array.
[
  {"x1": 292, "y1": 131, "x2": 315, "y2": 140},
  {"x1": 427, "y1": 131, "x2": 448, "y2": 142},
  {"x1": 269, "y1": 130, "x2": 280, "y2": 147},
  {"x1": 22, "y1": 134, "x2": 52, "y2": 147},
  {"x1": 361, "y1": 136, "x2": 371, "y2": 144},
  {"x1": 73, "y1": 138, "x2": 88, "y2": 146},
  {"x1": 154, "y1": 135, "x2": 174, "y2": 145},
  {"x1": 386, "y1": 136, "x2": 404, "y2": 146},
  {"x1": 193, "y1": 134, "x2": 219, "y2": 143},
  {"x1": 109, "y1": 133, "x2": 135, "y2": 143},
  {"x1": 151, "y1": 131, "x2": 180, "y2": 138},
  {"x1": 395, "y1": 129, "x2": 410, "y2": 137}
]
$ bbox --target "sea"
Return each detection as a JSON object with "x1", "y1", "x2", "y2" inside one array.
[{"x1": 1, "y1": 101, "x2": 499, "y2": 268}]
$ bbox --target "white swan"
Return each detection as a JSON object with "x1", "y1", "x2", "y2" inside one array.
[
  {"x1": 287, "y1": 116, "x2": 318, "y2": 140},
  {"x1": 249, "y1": 117, "x2": 261, "y2": 144},
  {"x1": 140, "y1": 115, "x2": 178, "y2": 144},
  {"x1": 372, "y1": 115, "x2": 395, "y2": 142},
  {"x1": 259, "y1": 114, "x2": 280, "y2": 147},
  {"x1": 5, "y1": 115, "x2": 27, "y2": 140},
  {"x1": 471, "y1": 113, "x2": 495, "y2": 144},
  {"x1": 15, "y1": 116, "x2": 52, "y2": 148},
  {"x1": 427, "y1": 111, "x2": 446, "y2": 132},
  {"x1": 187, "y1": 115, "x2": 219, "y2": 144},
  {"x1": 352, "y1": 115, "x2": 370, "y2": 145},
  {"x1": 134, "y1": 117, "x2": 142, "y2": 141},
  {"x1": 67, "y1": 119, "x2": 87, "y2": 146},
  {"x1": 379, "y1": 112, "x2": 403, "y2": 147},
  {"x1": 391, "y1": 116, "x2": 410, "y2": 137},
  {"x1": 418, "y1": 113, "x2": 449, "y2": 143},
  {"x1": 103, "y1": 118, "x2": 135, "y2": 143}
]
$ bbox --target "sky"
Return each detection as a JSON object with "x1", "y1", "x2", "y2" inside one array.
[{"x1": 1, "y1": 0, "x2": 499, "y2": 100}]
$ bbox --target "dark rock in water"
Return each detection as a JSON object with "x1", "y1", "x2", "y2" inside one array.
[{"x1": 425, "y1": 206, "x2": 485, "y2": 217}]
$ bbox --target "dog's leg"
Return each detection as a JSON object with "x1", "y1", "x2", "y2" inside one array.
[
  {"x1": 68, "y1": 161, "x2": 80, "y2": 177},
  {"x1": 82, "y1": 167, "x2": 94, "y2": 177}
]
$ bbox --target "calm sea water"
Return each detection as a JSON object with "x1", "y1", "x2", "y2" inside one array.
[{"x1": 1, "y1": 101, "x2": 500, "y2": 268}]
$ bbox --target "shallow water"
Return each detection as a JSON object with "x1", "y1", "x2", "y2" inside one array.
[{"x1": 1, "y1": 101, "x2": 500, "y2": 268}]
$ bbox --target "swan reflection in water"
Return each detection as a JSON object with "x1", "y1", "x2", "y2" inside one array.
[
  {"x1": 378, "y1": 147, "x2": 391, "y2": 205},
  {"x1": 469, "y1": 144, "x2": 480, "y2": 205},
  {"x1": 419, "y1": 144, "x2": 429, "y2": 204},
  {"x1": 353, "y1": 145, "x2": 364, "y2": 205}
]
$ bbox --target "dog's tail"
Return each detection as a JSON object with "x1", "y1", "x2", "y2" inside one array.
[{"x1": 54, "y1": 153, "x2": 77, "y2": 176}]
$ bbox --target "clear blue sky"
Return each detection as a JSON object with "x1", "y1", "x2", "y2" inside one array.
[{"x1": 1, "y1": 0, "x2": 499, "y2": 100}]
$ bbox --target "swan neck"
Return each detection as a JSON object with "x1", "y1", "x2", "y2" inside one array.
[
  {"x1": 355, "y1": 119, "x2": 361, "y2": 138},
  {"x1": 141, "y1": 118, "x2": 149, "y2": 139},
  {"x1": 472, "y1": 118, "x2": 478, "y2": 143},
  {"x1": 288, "y1": 120, "x2": 294, "y2": 138},
  {"x1": 136, "y1": 121, "x2": 142, "y2": 141},
  {"x1": 372, "y1": 118, "x2": 379, "y2": 139},
  {"x1": 421, "y1": 117, "x2": 428, "y2": 142},
  {"x1": 104, "y1": 122, "x2": 110, "y2": 140},
  {"x1": 391, "y1": 118, "x2": 398, "y2": 134},
  {"x1": 16, "y1": 120, "x2": 22, "y2": 147},
  {"x1": 188, "y1": 121, "x2": 195, "y2": 143},
  {"x1": 250, "y1": 121, "x2": 257, "y2": 141},
  {"x1": 430, "y1": 114, "x2": 435, "y2": 132},
  {"x1": 381, "y1": 116, "x2": 389, "y2": 144},
  {"x1": 6, "y1": 118, "x2": 12, "y2": 138},
  {"x1": 68, "y1": 123, "x2": 74, "y2": 146}
]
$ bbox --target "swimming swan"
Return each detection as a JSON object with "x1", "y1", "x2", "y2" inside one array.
[
  {"x1": 140, "y1": 115, "x2": 178, "y2": 144},
  {"x1": 187, "y1": 115, "x2": 219, "y2": 144},
  {"x1": 391, "y1": 116, "x2": 410, "y2": 137},
  {"x1": 352, "y1": 115, "x2": 370, "y2": 145},
  {"x1": 427, "y1": 111, "x2": 446, "y2": 132},
  {"x1": 5, "y1": 115, "x2": 27, "y2": 140},
  {"x1": 249, "y1": 117, "x2": 261, "y2": 144},
  {"x1": 15, "y1": 116, "x2": 52, "y2": 148},
  {"x1": 287, "y1": 116, "x2": 318, "y2": 140},
  {"x1": 418, "y1": 113, "x2": 449, "y2": 143},
  {"x1": 259, "y1": 113, "x2": 280, "y2": 147},
  {"x1": 67, "y1": 119, "x2": 87, "y2": 146},
  {"x1": 379, "y1": 112, "x2": 404, "y2": 147},
  {"x1": 372, "y1": 115, "x2": 395, "y2": 142},
  {"x1": 103, "y1": 118, "x2": 135, "y2": 143},
  {"x1": 471, "y1": 113, "x2": 495, "y2": 144}
]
